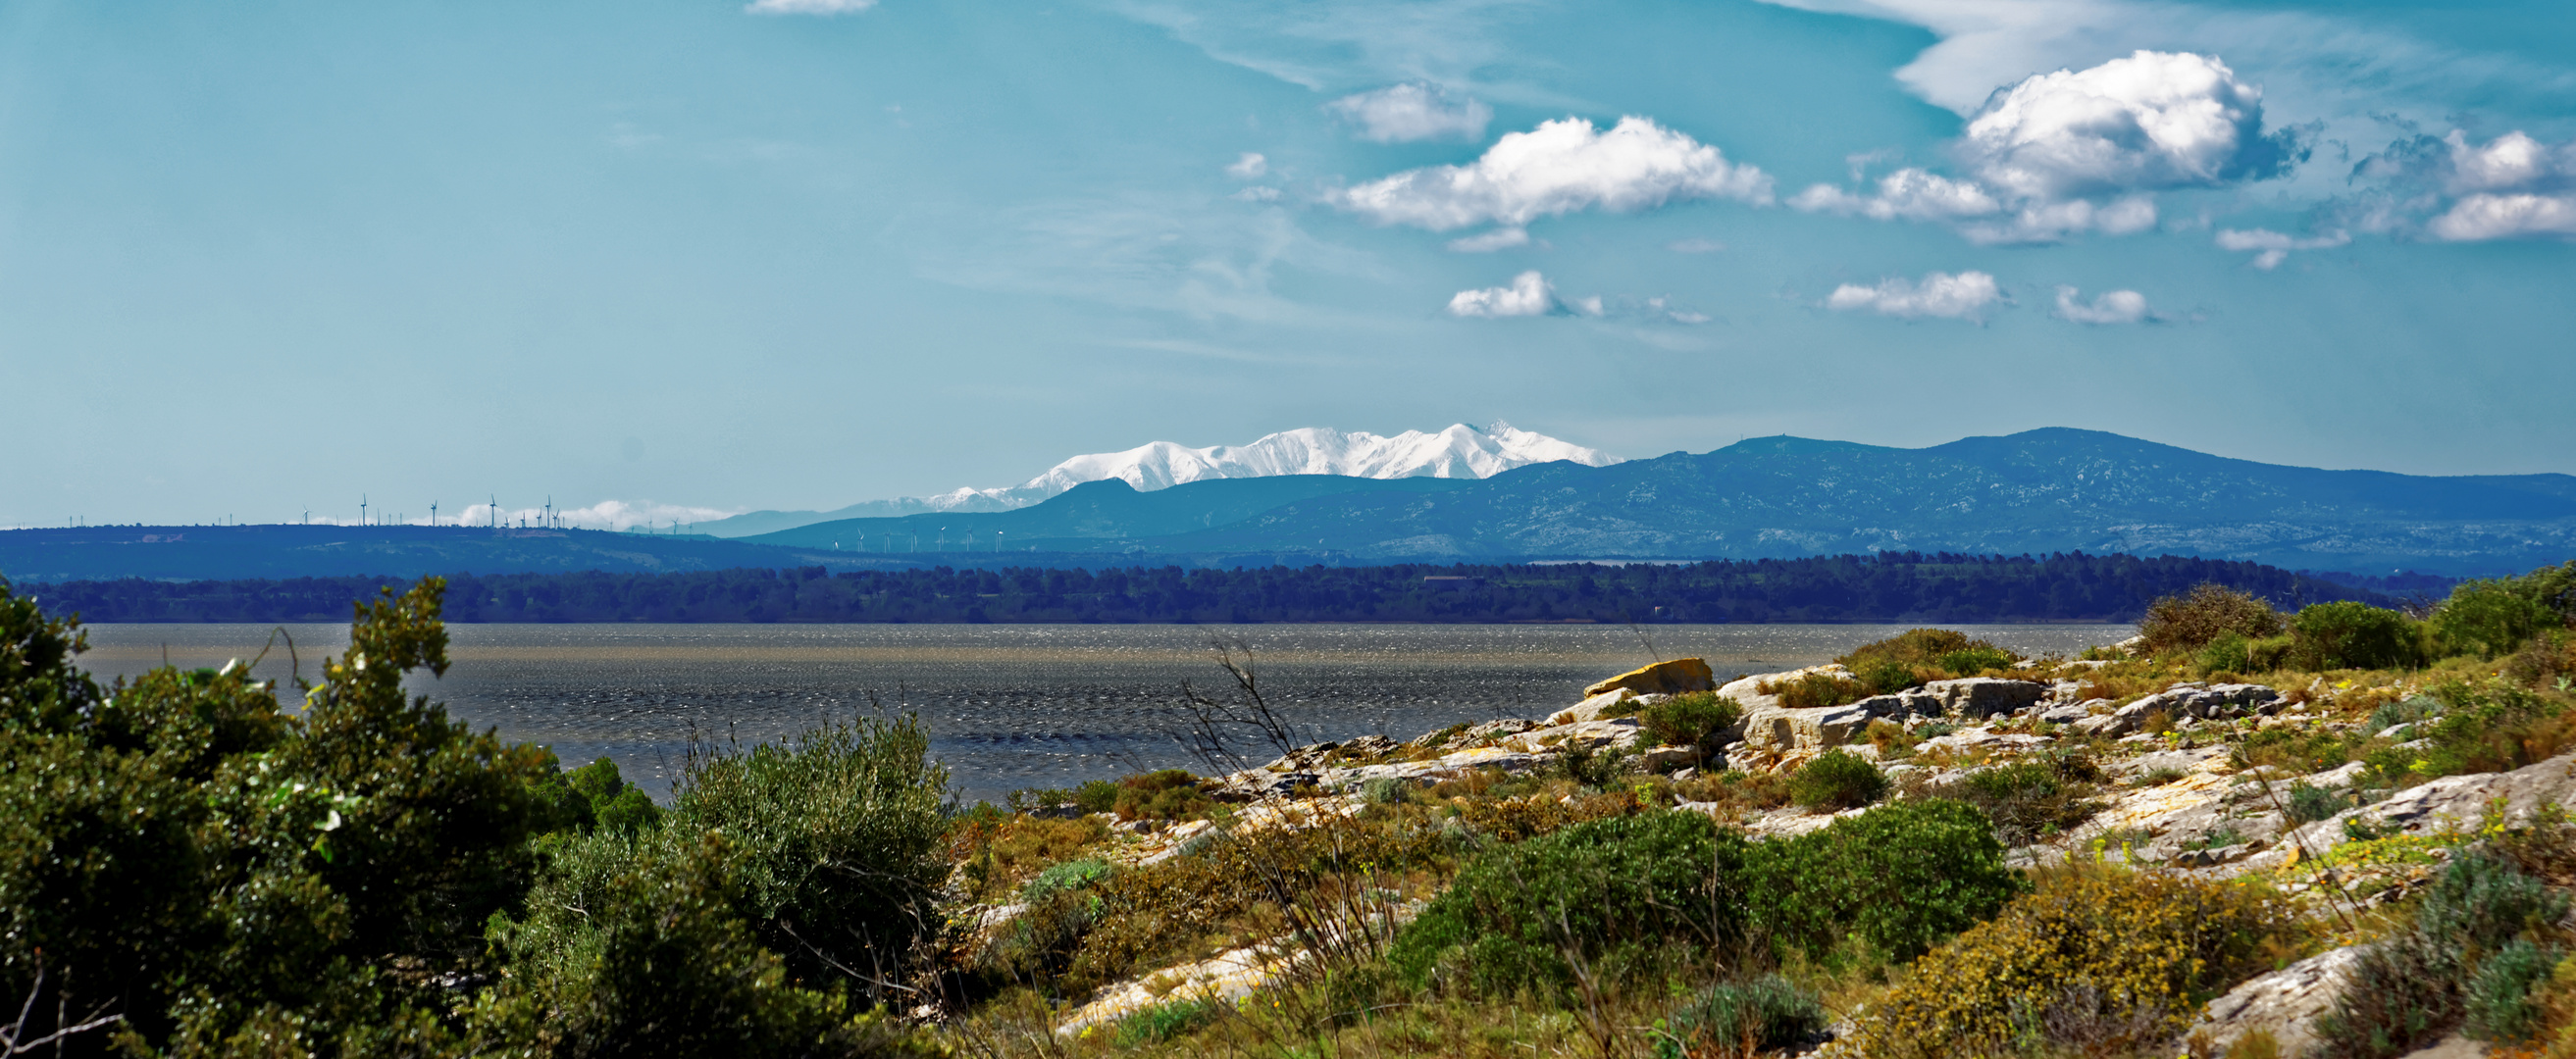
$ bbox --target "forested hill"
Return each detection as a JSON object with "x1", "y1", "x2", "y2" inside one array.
[{"x1": 31, "y1": 552, "x2": 2392, "y2": 625}]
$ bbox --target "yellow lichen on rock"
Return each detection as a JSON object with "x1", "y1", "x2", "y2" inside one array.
[{"x1": 1582, "y1": 657, "x2": 1716, "y2": 697}]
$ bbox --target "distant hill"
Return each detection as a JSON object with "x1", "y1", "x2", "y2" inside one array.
[
  {"x1": 8, "y1": 429, "x2": 2567, "y2": 582},
  {"x1": 1076, "y1": 429, "x2": 2576, "y2": 576},
  {"x1": 745, "y1": 475, "x2": 1479, "y2": 552},
  {"x1": 698, "y1": 422, "x2": 1616, "y2": 537},
  {"x1": 0, "y1": 526, "x2": 854, "y2": 582}
]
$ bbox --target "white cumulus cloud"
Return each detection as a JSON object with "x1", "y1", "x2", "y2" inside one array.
[
  {"x1": 1963, "y1": 51, "x2": 2301, "y2": 202},
  {"x1": 2430, "y1": 194, "x2": 2576, "y2": 241},
  {"x1": 2053, "y1": 285, "x2": 2151, "y2": 324},
  {"x1": 745, "y1": 0, "x2": 876, "y2": 14},
  {"x1": 1336, "y1": 116, "x2": 1773, "y2": 231},
  {"x1": 1826, "y1": 271, "x2": 2001, "y2": 321},
  {"x1": 1790, "y1": 168, "x2": 1999, "y2": 222},
  {"x1": 2214, "y1": 227, "x2": 2350, "y2": 268},
  {"x1": 1789, "y1": 51, "x2": 2304, "y2": 244},
  {"x1": 1446, "y1": 271, "x2": 1555, "y2": 317},
  {"x1": 1326, "y1": 83, "x2": 1492, "y2": 143},
  {"x1": 1445, "y1": 227, "x2": 1529, "y2": 252},
  {"x1": 1666, "y1": 237, "x2": 1726, "y2": 253},
  {"x1": 1225, "y1": 152, "x2": 1268, "y2": 179}
]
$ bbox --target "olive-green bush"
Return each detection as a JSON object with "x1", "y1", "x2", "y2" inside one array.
[
  {"x1": 1851, "y1": 866, "x2": 2300, "y2": 1059},
  {"x1": 1389, "y1": 811, "x2": 1745, "y2": 1000},
  {"x1": 2139, "y1": 584, "x2": 2288, "y2": 656},
  {"x1": 1637, "y1": 691, "x2": 1744, "y2": 758},
  {"x1": 2293, "y1": 601, "x2": 2425, "y2": 671},
  {"x1": 1787, "y1": 749, "x2": 1887, "y2": 810},
  {"x1": 1835, "y1": 629, "x2": 2024, "y2": 694},
  {"x1": 1749, "y1": 798, "x2": 2023, "y2": 964},
  {"x1": 2315, "y1": 850, "x2": 2571, "y2": 1057}
]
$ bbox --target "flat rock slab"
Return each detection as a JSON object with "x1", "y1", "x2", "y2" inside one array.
[{"x1": 2187, "y1": 944, "x2": 2362, "y2": 1058}]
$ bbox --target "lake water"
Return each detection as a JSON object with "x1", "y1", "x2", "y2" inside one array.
[{"x1": 71, "y1": 623, "x2": 2132, "y2": 804}]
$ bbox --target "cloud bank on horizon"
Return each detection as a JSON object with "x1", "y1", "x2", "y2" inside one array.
[{"x1": 3, "y1": 0, "x2": 2572, "y2": 528}]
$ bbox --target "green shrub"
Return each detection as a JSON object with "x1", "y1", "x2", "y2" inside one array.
[
  {"x1": 1937, "y1": 646, "x2": 2017, "y2": 676},
  {"x1": 2464, "y1": 938, "x2": 2557, "y2": 1043},
  {"x1": 1850, "y1": 866, "x2": 2301, "y2": 1059},
  {"x1": 1559, "y1": 737, "x2": 1631, "y2": 788},
  {"x1": 2289, "y1": 780, "x2": 2359, "y2": 825},
  {"x1": 2404, "y1": 679, "x2": 2575, "y2": 781},
  {"x1": 1941, "y1": 756, "x2": 2105, "y2": 846},
  {"x1": 472, "y1": 832, "x2": 929, "y2": 1058},
  {"x1": 2315, "y1": 850, "x2": 2570, "y2": 1057},
  {"x1": 0, "y1": 577, "x2": 557, "y2": 1053},
  {"x1": 1111, "y1": 769, "x2": 1211, "y2": 822},
  {"x1": 1661, "y1": 976, "x2": 1828, "y2": 1057},
  {"x1": 1836, "y1": 629, "x2": 2024, "y2": 692},
  {"x1": 1114, "y1": 996, "x2": 1221, "y2": 1046},
  {"x1": 1750, "y1": 798, "x2": 2024, "y2": 964},
  {"x1": 2139, "y1": 584, "x2": 2287, "y2": 655},
  {"x1": 1787, "y1": 749, "x2": 1887, "y2": 810},
  {"x1": 669, "y1": 714, "x2": 952, "y2": 1006},
  {"x1": 1388, "y1": 811, "x2": 1745, "y2": 1000},
  {"x1": 2292, "y1": 601, "x2": 2424, "y2": 671},
  {"x1": 2197, "y1": 630, "x2": 2294, "y2": 676},
  {"x1": 2369, "y1": 695, "x2": 2443, "y2": 732},
  {"x1": 531, "y1": 754, "x2": 664, "y2": 835},
  {"x1": 1637, "y1": 691, "x2": 1744, "y2": 752},
  {"x1": 2434, "y1": 579, "x2": 2561, "y2": 660},
  {"x1": 1761, "y1": 672, "x2": 1869, "y2": 709}
]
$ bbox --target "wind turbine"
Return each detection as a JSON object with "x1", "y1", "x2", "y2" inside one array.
[
  {"x1": 431, "y1": 501, "x2": 438, "y2": 526},
  {"x1": 360, "y1": 494, "x2": 368, "y2": 527}
]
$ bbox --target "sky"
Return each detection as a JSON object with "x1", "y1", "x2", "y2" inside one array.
[{"x1": 2, "y1": 0, "x2": 2573, "y2": 530}]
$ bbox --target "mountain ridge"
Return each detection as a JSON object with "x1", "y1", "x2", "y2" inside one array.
[{"x1": 699, "y1": 423, "x2": 1618, "y2": 537}]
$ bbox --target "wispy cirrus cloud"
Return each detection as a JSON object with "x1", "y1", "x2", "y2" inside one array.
[
  {"x1": 744, "y1": 0, "x2": 876, "y2": 14},
  {"x1": 1326, "y1": 82, "x2": 1492, "y2": 143}
]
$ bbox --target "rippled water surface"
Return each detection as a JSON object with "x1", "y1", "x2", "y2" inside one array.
[{"x1": 75, "y1": 623, "x2": 2131, "y2": 803}]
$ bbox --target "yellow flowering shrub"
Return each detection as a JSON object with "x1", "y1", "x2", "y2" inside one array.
[{"x1": 1847, "y1": 866, "x2": 2305, "y2": 1058}]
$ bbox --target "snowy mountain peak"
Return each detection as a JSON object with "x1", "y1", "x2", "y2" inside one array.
[
  {"x1": 698, "y1": 424, "x2": 1620, "y2": 536},
  {"x1": 981, "y1": 423, "x2": 1618, "y2": 508}
]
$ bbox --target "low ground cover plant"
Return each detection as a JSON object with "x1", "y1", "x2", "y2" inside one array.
[
  {"x1": 1849, "y1": 864, "x2": 2303, "y2": 1059},
  {"x1": 1636, "y1": 690, "x2": 1743, "y2": 755},
  {"x1": 2139, "y1": 583, "x2": 2288, "y2": 656}
]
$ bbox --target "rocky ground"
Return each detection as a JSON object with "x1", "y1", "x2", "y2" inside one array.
[{"x1": 950, "y1": 641, "x2": 2576, "y2": 1057}]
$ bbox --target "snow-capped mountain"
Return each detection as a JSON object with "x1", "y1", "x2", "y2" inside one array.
[{"x1": 699, "y1": 424, "x2": 1619, "y2": 537}]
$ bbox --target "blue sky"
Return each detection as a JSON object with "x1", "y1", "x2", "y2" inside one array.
[{"x1": 3, "y1": 0, "x2": 2572, "y2": 529}]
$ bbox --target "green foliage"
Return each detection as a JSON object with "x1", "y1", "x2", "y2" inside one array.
[
  {"x1": 1636, "y1": 691, "x2": 1744, "y2": 753},
  {"x1": 1558, "y1": 737, "x2": 1630, "y2": 788},
  {"x1": 1852, "y1": 867, "x2": 2302, "y2": 1059},
  {"x1": 2293, "y1": 601, "x2": 2425, "y2": 671},
  {"x1": 1750, "y1": 798, "x2": 2024, "y2": 965},
  {"x1": 2401, "y1": 679, "x2": 2575, "y2": 782},
  {"x1": 2435, "y1": 580, "x2": 2561, "y2": 661},
  {"x1": 1660, "y1": 976, "x2": 1828, "y2": 1057},
  {"x1": 1110, "y1": 769, "x2": 1211, "y2": 822},
  {"x1": 1786, "y1": 749, "x2": 1887, "y2": 810},
  {"x1": 1761, "y1": 672, "x2": 1869, "y2": 710},
  {"x1": 1388, "y1": 811, "x2": 1745, "y2": 1000},
  {"x1": 668, "y1": 714, "x2": 952, "y2": 1006},
  {"x1": 1021, "y1": 857, "x2": 1114, "y2": 902},
  {"x1": 1835, "y1": 629, "x2": 2024, "y2": 694},
  {"x1": 2139, "y1": 583, "x2": 2288, "y2": 656},
  {"x1": 1939, "y1": 755, "x2": 2106, "y2": 846},
  {"x1": 472, "y1": 832, "x2": 929, "y2": 1058},
  {"x1": 2464, "y1": 938, "x2": 2557, "y2": 1043},
  {"x1": 529, "y1": 755, "x2": 663, "y2": 836},
  {"x1": 2316, "y1": 850, "x2": 2570, "y2": 1057},
  {"x1": 1112, "y1": 997, "x2": 1221, "y2": 1047},
  {"x1": 2370, "y1": 695, "x2": 2443, "y2": 732},
  {"x1": 2289, "y1": 780, "x2": 2360, "y2": 825},
  {"x1": 2198, "y1": 631, "x2": 2294, "y2": 675}
]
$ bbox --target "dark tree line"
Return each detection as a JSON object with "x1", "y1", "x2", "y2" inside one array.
[{"x1": 24, "y1": 551, "x2": 2392, "y2": 624}]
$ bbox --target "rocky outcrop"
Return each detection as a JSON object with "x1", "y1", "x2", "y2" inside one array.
[
  {"x1": 2186, "y1": 945, "x2": 2362, "y2": 1058},
  {"x1": 1583, "y1": 658, "x2": 1716, "y2": 697},
  {"x1": 1547, "y1": 687, "x2": 1640, "y2": 726}
]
